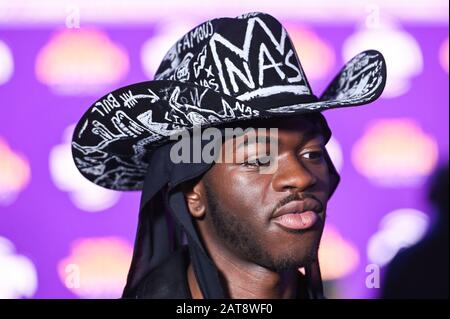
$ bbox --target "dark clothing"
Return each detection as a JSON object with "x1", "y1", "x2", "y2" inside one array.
[
  {"x1": 381, "y1": 226, "x2": 449, "y2": 299},
  {"x1": 132, "y1": 247, "x2": 192, "y2": 298},
  {"x1": 381, "y1": 164, "x2": 449, "y2": 299},
  {"x1": 128, "y1": 246, "x2": 319, "y2": 299}
]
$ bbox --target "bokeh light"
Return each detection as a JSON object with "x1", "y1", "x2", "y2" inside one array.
[
  {"x1": 35, "y1": 29, "x2": 130, "y2": 95},
  {"x1": 0, "y1": 40, "x2": 14, "y2": 85},
  {"x1": 319, "y1": 224, "x2": 360, "y2": 281},
  {"x1": 367, "y1": 208, "x2": 430, "y2": 267},
  {"x1": 326, "y1": 136, "x2": 344, "y2": 173},
  {"x1": 439, "y1": 37, "x2": 449, "y2": 74},
  {"x1": 58, "y1": 237, "x2": 133, "y2": 298},
  {"x1": 0, "y1": 137, "x2": 31, "y2": 206},
  {"x1": 343, "y1": 19, "x2": 423, "y2": 98},
  {"x1": 0, "y1": 236, "x2": 38, "y2": 299},
  {"x1": 286, "y1": 25, "x2": 335, "y2": 81},
  {"x1": 141, "y1": 20, "x2": 197, "y2": 79},
  {"x1": 49, "y1": 125, "x2": 121, "y2": 212},
  {"x1": 352, "y1": 118, "x2": 439, "y2": 187}
]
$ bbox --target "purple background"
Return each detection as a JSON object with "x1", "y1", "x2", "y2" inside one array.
[{"x1": 0, "y1": 21, "x2": 448, "y2": 298}]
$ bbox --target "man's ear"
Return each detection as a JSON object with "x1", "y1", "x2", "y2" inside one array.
[{"x1": 182, "y1": 180, "x2": 207, "y2": 219}]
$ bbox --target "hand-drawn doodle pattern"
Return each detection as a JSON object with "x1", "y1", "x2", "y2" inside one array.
[
  {"x1": 72, "y1": 12, "x2": 385, "y2": 190},
  {"x1": 72, "y1": 81, "x2": 263, "y2": 190},
  {"x1": 267, "y1": 51, "x2": 385, "y2": 113}
]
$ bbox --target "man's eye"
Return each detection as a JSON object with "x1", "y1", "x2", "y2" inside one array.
[
  {"x1": 242, "y1": 157, "x2": 271, "y2": 167},
  {"x1": 302, "y1": 150, "x2": 324, "y2": 160}
]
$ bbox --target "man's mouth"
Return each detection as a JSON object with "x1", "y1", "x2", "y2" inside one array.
[{"x1": 271, "y1": 199, "x2": 322, "y2": 231}]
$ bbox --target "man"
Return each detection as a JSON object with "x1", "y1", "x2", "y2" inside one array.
[
  {"x1": 71, "y1": 12, "x2": 386, "y2": 298},
  {"x1": 183, "y1": 115, "x2": 335, "y2": 299}
]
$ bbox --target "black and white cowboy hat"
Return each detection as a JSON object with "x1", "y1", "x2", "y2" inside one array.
[{"x1": 72, "y1": 12, "x2": 386, "y2": 190}]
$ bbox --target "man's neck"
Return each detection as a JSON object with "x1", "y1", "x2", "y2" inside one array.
[{"x1": 187, "y1": 249, "x2": 300, "y2": 299}]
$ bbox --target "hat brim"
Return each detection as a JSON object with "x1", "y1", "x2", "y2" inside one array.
[
  {"x1": 266, "y1": 50, "x2": 386, "y2": 113},
  {"x1": 71, "y1": 50, "x2": 385, "y2": 190}
]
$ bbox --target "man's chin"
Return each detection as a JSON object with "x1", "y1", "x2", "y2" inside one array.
[{"x1": 258, "y1": 249, "x2": 319, "y2": 272}]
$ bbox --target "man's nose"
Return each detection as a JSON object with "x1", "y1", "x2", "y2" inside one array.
[{"x1": 272, "y1": 154, "x2": 317, "y2": 192}]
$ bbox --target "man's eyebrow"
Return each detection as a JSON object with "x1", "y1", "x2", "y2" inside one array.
[
  {"x1": 301, "y1": 128, "x2": 324, "y2": 144},
  {"x1": 234, "y1": 127, "x2": 323, "y2": 150},
  {"x1": 236, "y1": 135, "x2": 279, "y2": 150}
]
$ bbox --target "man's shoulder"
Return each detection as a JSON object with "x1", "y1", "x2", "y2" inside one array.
[{"x1": 133, "y1": 247, "x2": 191, "y2": 299}]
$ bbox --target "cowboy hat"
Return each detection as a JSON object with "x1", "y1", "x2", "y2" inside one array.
[{"x1": 71, "y1": 12, "x2": 386, "y2": 190}]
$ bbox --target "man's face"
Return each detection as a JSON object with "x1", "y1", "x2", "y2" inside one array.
[{"x1": 186, "y1": 116, "x2": 332, "y2": 271}]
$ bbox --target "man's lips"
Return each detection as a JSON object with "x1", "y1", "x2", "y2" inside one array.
[{"x1": 271, "y1": 199, "x2": 322, "y2": 230}]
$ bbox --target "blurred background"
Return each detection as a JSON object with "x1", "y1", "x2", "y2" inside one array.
[{"x1": 0, "y1": 0, "x2": 448, "y2": 299}]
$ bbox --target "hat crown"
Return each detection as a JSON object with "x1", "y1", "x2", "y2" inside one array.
[
  {"x1": 71, "y1": 12, "x2": 386, "y2": 191},
  {"x1": 154, "y1": 12, "x2": 313, "y2": 104}
]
